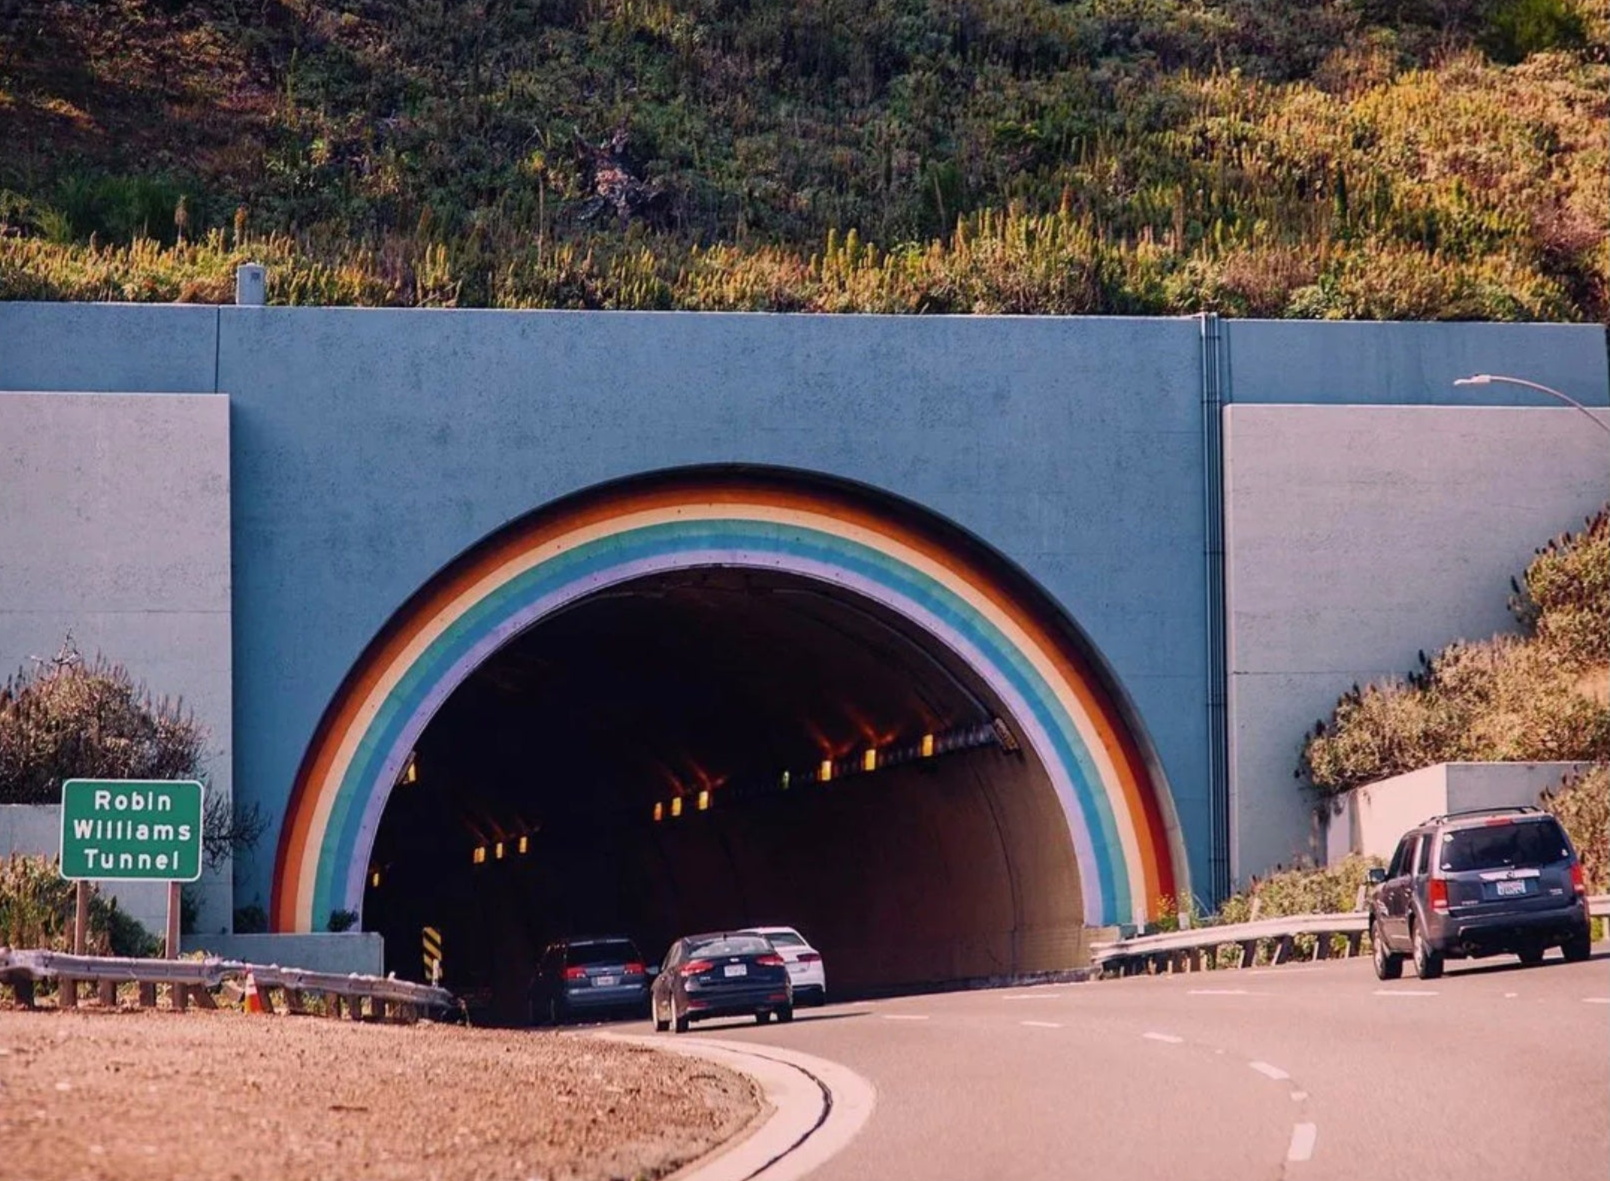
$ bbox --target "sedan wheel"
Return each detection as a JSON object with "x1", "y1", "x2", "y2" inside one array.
[
  {"x1": 673, "y1": 996, "x2": 690, "y2": 1035},
  {"x1": 653, "y1": 997, "x2": 670, "y2": 1033}
]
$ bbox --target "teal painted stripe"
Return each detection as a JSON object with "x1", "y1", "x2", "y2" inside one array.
[{"x1": 312, "y1": 519, "x2": 1135, "y2": 925}]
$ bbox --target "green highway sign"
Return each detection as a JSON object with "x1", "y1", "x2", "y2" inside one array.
[{"x1": 59, "y1": 779, "x2": 205, "y2": 882}]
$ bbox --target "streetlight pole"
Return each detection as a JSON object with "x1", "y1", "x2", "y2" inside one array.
[{"x1": 1453, "y1": 374, "x2": 1610, "y2": 437}]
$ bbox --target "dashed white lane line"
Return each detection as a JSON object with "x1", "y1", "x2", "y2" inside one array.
[
  {"x1": 1020, "y1": 1020, "x2": 1063, "y2": 1029},
  {"x1": 1142, "y1": 1032, "x2": 1184, "y2": 1044},
  {"x1": 1288, "y1": 1122, "x2": 1318, "y2": 1162},
  {"x1": 1373, "y1": 989, "x2": 1438, "y2": 997},
  {"x1": 880, "y1": 1014, "x2": 929, "y2": 1021},
  {"x1": 1504, "y1": 992, "x2": 1518, "y2": 998},
  {"x1": 1290, "y1": 1091, "x2": 1309, "y2": 1102},
  {"x1": 1249, "y1": 1061, "x2": 1290, "y2": 1081},
  {"x1": 1584, "y1": 997, "x2": 1610, "y2": 1004}
]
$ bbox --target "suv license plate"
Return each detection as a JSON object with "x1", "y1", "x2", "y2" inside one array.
[
  {"x1": 724, "y1": 964, "x2": 747, "y2": 977},
  {"x1": 1496, "y1": 880, "x2": 1526, "y2": 897}
]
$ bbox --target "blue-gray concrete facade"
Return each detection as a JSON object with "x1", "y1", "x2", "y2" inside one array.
[{"x1": 1, "y1": 304, "x2": 1606, "y2": 930}]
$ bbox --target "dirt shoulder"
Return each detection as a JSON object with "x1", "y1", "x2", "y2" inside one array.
[{"x1": 0, "y1": 1009, "x2": 759, "y2": 1181}]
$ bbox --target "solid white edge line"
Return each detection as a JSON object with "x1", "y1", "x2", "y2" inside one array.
[
  {"x1": 1288, "y1": 1122, "x2": 1318, "y2": 1162},
  {"x1": 1143, "y1": 1032, "x2": 1184, "y2": 1044},
  {"x1": 1020, "y1": 1020, "x2": 1063, "y2": 1028},
  {"x1": 881, "y1": 1014, "x2": 929, "y2": 1020},
  {"x1": 1249, "y1": 1061, "x2": 1290, "y2": 1081},
  {"x1": 596, "y1": 1033, "x2": 877, "y2": 1181},
  {"x1": 1583, "y1": 997, "x2": 1610, "y2": 1004}
]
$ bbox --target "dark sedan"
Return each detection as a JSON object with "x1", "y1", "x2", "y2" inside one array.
[{"x1": 651, "y1": 931, "x2": 793, "y2": 1032}]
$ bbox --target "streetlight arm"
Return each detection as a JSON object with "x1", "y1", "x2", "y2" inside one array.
[{"x1": 1453, "y1": 374, "x2": 1610, "y2": 437}]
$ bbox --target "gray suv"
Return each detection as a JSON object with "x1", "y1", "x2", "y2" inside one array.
[{"x1": 1368, "y1": 806, "x2": 1592, "y2": 980}]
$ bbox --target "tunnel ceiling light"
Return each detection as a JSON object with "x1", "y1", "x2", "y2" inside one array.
[
  {"x1": 370, "y1": 869, "x2": 381, "y2": 888},
  {"x1": 494, "y1": 840, "x2": 505, "y2": 860},
  {"x1": 921, "y1": 733, "x2": 936, "y2": 758},
  {"x1": 472, "y1": 845, "x2": 487, "y2": 865},
  {"x1": 671, "y1": 796, "x2": 683, "y2": 817},
  {"x1": 653, "y1": 801, "x2": 664, "y2": 822},
  {"x1": 819, "y1": 759, "x2": 833, "y2": 783},
  {"x1": 780, "y1": 770, "x2": 790, "y2": 790},
  {"x1": 697, "y1": 789, "x2": 710, "y2": 811},
  {"x1": 863, "y1": 748, "x2": 878, "y2": 772},
  {"x1": 398, "y1": 753, "x2": 418, "y2": 786},
  {"x1": 518, "y1": 834, "x2": 529, "y2": 854}
]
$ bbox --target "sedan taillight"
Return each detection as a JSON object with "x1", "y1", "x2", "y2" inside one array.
[
  {"x1": 756, "y1": 953, "x2": 785, "y2": 966},
  {"x1": 679, "y1": 959, "x2": 714, "y2": 977},
  {"x1": 624, "y1": 962, "x2": 646, "y2": 975},
  {"x1": 563, "y1": 966, "x2": 587, "y2": 980},
  {"x1": 796, "y1": 952, "x2": 821, "y2": 963}
]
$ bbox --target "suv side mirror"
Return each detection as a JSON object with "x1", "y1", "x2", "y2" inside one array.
[{"x1": 1366, "y1": 867, "x2": 1386, "y2": 885}]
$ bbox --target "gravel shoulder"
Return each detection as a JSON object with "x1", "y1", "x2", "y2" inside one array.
[{"x1": 0, "y1": 1008, "x2": 760, "y2": 1181}]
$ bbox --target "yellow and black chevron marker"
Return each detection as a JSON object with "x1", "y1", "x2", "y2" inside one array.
[{"x1": 422, "y1": 926, "x2": 443, "y2": 984}]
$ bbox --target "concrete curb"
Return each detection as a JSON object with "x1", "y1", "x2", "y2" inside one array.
[{"x1": 597, "y1": 1033, "x2": 876, "y2": 1181}]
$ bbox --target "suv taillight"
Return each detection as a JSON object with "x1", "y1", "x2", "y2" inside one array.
[
  {"x1": 1570, "y1": 863, "x2": 1585, "y2": 895},
  {"x1": 1427, "y1": 877, "x2": 1449, "y2": 913}
]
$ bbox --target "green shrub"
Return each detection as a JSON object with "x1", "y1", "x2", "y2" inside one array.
[
  {"x1": 1543, "y1": 763, "x2": 1608, "y2": 894},
  {"x1": 0, "y1": 854, "x2": 159, "y2": 955}
]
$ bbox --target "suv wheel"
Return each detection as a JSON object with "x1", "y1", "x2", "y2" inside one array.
[
  {"x1": 1562, "y1": 926, "x2": 1592, "y2": 963},
  {"x1": 1412, "y1": 923, "x2": 1444, "y2": 981},
  {"x1": 1372, "y1": 924, "x2": 1403, "y2": 981}
]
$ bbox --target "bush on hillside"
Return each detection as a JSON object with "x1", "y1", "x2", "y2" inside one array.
[
  {"x1": 1543, "y1": 763, "x2": 1608, "y2": 894},
  {"x1": 1300, "y1": 508, "x2": 1610, "y2": 796}
]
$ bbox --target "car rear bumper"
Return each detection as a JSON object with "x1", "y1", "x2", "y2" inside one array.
[
  {"x1": 1428, "y1": 900, "x2": 1588, "y2": 956},
  {"x1": 563, "y1": 983, "x2": 649, "y2": 1010},
  {"x1": 685, "y1": 983, "x2": 792, "y2": 1019}
]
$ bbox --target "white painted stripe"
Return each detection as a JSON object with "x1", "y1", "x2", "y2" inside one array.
[
  {"x1": 1503, "y1": 992, "x2": 1518, "y2": 998},
  {"x1": 1373, "y1": 989, "x2": 1438, "y2": 997},
  {"x1": 1143, "y1": 1032, "x2": 1184, "y2": 1044},
  {"x1": 1020, "y1": 1020, "x2": 1063, "y2": 1029},
  {"x1": 1290, "y1": 1091, "x2": 1309, "y2": 1102},
  {"x1": 1249, "y1": 1061, "x2": 1290, "y2": 1081},
  {"x1": 1584, "y1": 997, "x2": 1610, "y2": 1004},
  {"x1": 880, "y1": 1014, "x2": 929, "y2": 1021},
  {"x1": 1188, "y1": 988, "x2": 1250, "y2": 995},
  {"x1": 1003, "y1": 994, "x2": 1061, "y2": 1001},
  {"x1": 1288, "y1": 1123, "x2": 1318, "y2": 1162}
]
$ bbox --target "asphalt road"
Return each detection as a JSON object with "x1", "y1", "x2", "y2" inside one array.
[{"x1": 615, "y1": 949, "x2": 1610, "y2": 1181}]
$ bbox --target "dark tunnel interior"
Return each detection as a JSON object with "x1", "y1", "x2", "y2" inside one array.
[{"x1": 362, "y1": 567, "x2": 1091, "y2": 1022}]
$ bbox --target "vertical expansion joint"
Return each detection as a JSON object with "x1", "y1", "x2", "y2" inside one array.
[{"x1": 1198, "y1": 313, "x2": 1231, "y2": 905}]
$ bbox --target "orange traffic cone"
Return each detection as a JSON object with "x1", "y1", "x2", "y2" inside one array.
[{"x1": 243, "y1": 971, "x2": 266, "y2": 1015}]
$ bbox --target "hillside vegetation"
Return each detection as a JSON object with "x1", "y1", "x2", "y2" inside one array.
[
  {"x1": 1300, "y1": 505, "x2": 1610, "y2": 796},
  {"x1": 1, "y1": 0, "x2": 1605, "y2": 315}
]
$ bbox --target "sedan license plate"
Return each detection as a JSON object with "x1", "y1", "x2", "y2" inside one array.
[
  {"x1": 594, "y1": 975, "x2": 619, "y2": 987},
  {"x1": 723, "y1": 964, "x2": 748, "y2": 978},
  {"x1": 1496, "y1": 879, "x2": 1526, "y2": 897}
]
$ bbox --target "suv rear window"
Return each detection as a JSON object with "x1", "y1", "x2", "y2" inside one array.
[
  {"x1": 566, "y1": 940, "x2": 639, "y2": 966},
  {"x1": 1439, "y1": 819, "x2": 1570, "y2": 873}
]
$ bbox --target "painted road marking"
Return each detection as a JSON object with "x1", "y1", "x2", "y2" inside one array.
[
  {"x1": 1290, "y1": 1091, "x2": 1309, "y2": 1102},
  {"x1": 1288, "y1": 1123, "x2": 1318, "y2": 1162},
  {"x1": 1020, "y1": 1020, "x2": 1062, "y2": 1029},
  {"x1": 1249, "y1": 1061, "x2": 1290, "y2": 1081},
  {"x1": 1373, "y1": 989, "x2": 1438, "y2": 996},
  {"x1": 1143, "y1": 1032, "x2": 1184, "y2": 1044},
  {"x1": 880, "y1": 1014, "x2": 929, "y2": 1021},
  {"x1": 1584, "y1": 998, "x2": 1610, "y2": 1004},
  {"x1": 1504, "y1": 992, "x2": 1518, "y2": 998},
  {"x1": 1188, "y1": 988, "x2": 1252, "y2": 995},
  {"x1": 1003, "y1": 994, "x2": 1062, "y2": 1001}
]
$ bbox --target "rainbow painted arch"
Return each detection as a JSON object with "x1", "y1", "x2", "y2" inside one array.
[{"x1": 271, "y1": 469, "x2": 1189, "y2": 932}]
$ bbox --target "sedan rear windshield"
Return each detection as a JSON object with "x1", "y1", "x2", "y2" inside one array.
[
  {"x1": 690, "y1": 936, "x2": 771, "y2": 957},
  {"x1": 1439, "y1": 820, "x2": 1570, "y2": 873},
  {"x1": 567, "y1": 940, "x2": 639, "y2": 966},
  {"x1": 750, "y1": 930, "x2": 805, "y2": 947}
]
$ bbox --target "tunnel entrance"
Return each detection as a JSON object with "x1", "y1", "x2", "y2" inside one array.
[
  {"x1": 363, "y1": 566, "x2": 1084, "y2": 1019},
  {"x1": 275, "y1": 466, "x2": 1185, "y2": 1014}
]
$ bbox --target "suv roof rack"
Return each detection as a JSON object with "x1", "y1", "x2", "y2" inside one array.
[{"x1": 1421, "y1": 804, "x2": 1542, "y2": 826}]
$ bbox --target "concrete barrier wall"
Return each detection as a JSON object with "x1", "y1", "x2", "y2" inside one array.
[
  {"x1": 1323, "y1": 762, "x2": 1596, "y2": 863},
  {"x1": 1224, "y1": 404, "x2": 1610, "y2": 881},
  {"x1": 0, "y1": 393, "x2": 234, "y2": 933}
]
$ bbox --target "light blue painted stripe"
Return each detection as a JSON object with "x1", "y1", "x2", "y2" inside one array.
[{"x1": 312, "y1": 519, "x2": 1135, "y2": 925}]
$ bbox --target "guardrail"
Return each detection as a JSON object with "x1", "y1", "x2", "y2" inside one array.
[
  {"x1": 0, "y1": 948, "x2": 455, "y2": 1022},
  {"x1": 1092, "y1": 894, "x2": 1610, "y2": 977}
]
